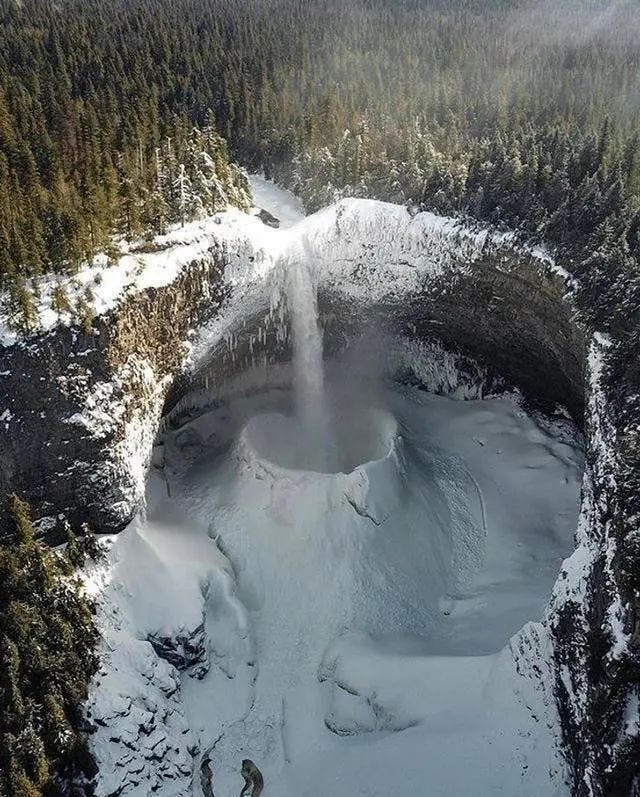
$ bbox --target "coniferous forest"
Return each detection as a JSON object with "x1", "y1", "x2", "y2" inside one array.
[
  {"x1": 0, "y1": 498, "x2": 101, "y2": 797},
  {"x1": 1, "y1": 0, "x2": 639, "y2": 341}
]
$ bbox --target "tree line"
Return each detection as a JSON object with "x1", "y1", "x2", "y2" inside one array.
[{"x1": 1, "y1": 0, "x2": 639, "y2": 338}]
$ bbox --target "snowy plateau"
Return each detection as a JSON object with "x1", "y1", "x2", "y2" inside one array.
[{"x1": 76, "y1": 177, "x2": 592, "y2": 797}]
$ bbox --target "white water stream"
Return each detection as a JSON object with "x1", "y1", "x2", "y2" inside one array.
[{"x1": 284, "y1": 257, "x2": 334, "y2": 472}]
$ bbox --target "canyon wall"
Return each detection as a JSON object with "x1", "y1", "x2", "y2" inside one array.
[{"x1": 0, "y1": 248, "x2": 228, "y2": 537}]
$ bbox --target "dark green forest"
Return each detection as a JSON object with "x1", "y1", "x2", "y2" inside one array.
[{"x1": 0, "y1": 497, "x2": 101, "y2": 797}]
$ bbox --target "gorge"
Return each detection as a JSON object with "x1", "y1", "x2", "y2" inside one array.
[
  {"x1": 0, "y1": 178, "x2": 635, "y2": 796},
  {"x1": 1, "y1": 2, "x2": 640, "y2": 794}
]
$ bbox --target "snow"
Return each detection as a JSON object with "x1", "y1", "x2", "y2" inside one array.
[
  {"x1": 63, "y1": 381, "x2": 122, "y2": 438},
  {"x1": 248, "y1": 175, "x2": 305, "y2": 228},
  {"x1": 551, "y1": 334, "x2": 614, "y2": 608},
  {"x1": 86, "y1": 352, "x2": 582, "y2": 796},
  {"x1": 84, "y1": 533, "x2": 200, "y2": 796},
  {"x1": 393, "y1": 338, "x2": 491, "y2": 398},
  {"x1": 285, "y1": 625, "x2": 563, "y2": 796},
  {"x1": 0, "y1": 165, "x2": 609, "y2": 794},
  {"x1": 0, "y1": 220, "x2": 202, "y2": 345},
  {"x1": 4, "y1": 175, "x2": 578, "y2": 794}
]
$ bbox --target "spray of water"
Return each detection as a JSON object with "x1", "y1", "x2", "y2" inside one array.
[{"x1": 286, "y1": 258, "x2": 334, "y2": 470}]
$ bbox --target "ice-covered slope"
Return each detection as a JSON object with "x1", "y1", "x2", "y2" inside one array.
[
  {"x1": 247, "y1": 174, "x2": 305, "y2": 229},
  {"x1": 84, "y1": 354, "x2": 583, "y2": 796}
]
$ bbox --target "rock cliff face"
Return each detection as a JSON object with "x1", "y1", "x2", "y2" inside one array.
[
  {"x1": 0, "y1": 249, "x2": 227, "y2": 538},
  {"x1": 550, "y1": 337, "x2": 640, "y2": 797},
  {"x1": 0, "y1": 200, "x2": 585, "y2": 539},
  {"x1": 0, "y1": 197, "x2": 636, "y2": 794}
]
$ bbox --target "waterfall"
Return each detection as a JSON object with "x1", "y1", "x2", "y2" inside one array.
[{"x1": 286, "y1": 258, "x2": 333, "y2": 470}]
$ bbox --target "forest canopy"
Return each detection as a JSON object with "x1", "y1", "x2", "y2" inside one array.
[
  {"x1": 0, "y1": 0, "x2": 638, "y2": 339},
  {"x1": 0, "y1": 496, "x2": 101, "y2": 797}
]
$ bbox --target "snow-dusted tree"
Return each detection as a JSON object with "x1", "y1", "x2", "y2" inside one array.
[
  {"x1": 292, "y1": 147, "x2": 337, "y2": 211},
  {"x1": 51, "y1": 282, "x2": 71, "y2": 320},
  {"x1": 178, "y1": 125, "x2": 250, "y2": 219},
  {"x1": 172, "y1": 163, "x2": 197, "y2": 227},
  {"x1": 187, "y1": 128, "x2": 216, "y2": 213},
  {"x1": 143, "y1": 147, "x2": 170, "y2": 235}
]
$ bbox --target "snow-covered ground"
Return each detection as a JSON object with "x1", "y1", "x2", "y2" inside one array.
[
  {"x1": 0, "y1": 176, "x2": 290, "y2": 346},
  {"x1": 248, "y1": 175, "x2": 305, "y2": 228},
  {"x1": 85, "y1": 352, "x2": 582, "y2": 796}
]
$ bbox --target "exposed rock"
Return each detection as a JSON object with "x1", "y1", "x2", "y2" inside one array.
[
  {"x1": 0, "y1": 248, "x2": 228, "y2": 540},
  {"x1": 148, "y1": 621, "x2": 210, "y2": 679},
  {"x1": 85, "y1": 623, "x2": 198, "y2": 796},
  {"x1": 240, "y1": 759, "x2": 264, "y2": 797},
  {"x1": 200, "y1": 754, "x2": 215, "y2": 797},
  {"x1": 256, "y1": 208, "x2": 280, "y2": 228}
]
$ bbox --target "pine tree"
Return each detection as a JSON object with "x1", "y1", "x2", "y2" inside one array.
[
  {"x1": 7, "y1": 280, "x2": 38, "y2": 336},
  {"x1": 77, "y1": 523, "x2": 104, "y2": 563},
  {"x1": 10, "y1": 494, "x2": 35, "y2": 544},
  {"x1": 51, "y1": 282, "x2": 71, "y2": 319},
  {"x1": 145, "y1": 147, "x2": 170, "y2": 235},
  {"x1": 75, "y1": 290, "x2": 95, "y2": 335},
  {"x1": 172, "y1": 163, "x2": 194, "y2": 227},
  {"x1": 64, "y1": 523, "x2": 83, "y2": 569},
  {"x1": 0, "y1": 496, "x2": 99, "y2": 796}
]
